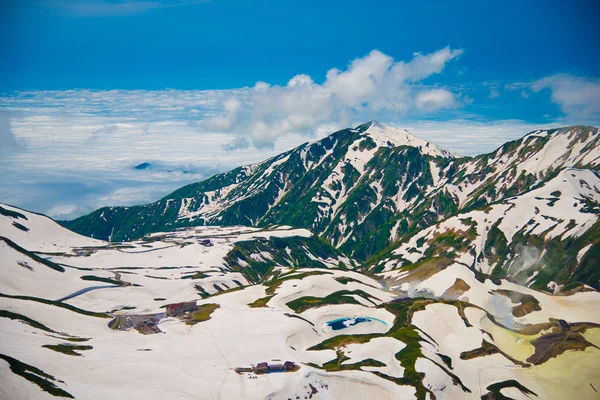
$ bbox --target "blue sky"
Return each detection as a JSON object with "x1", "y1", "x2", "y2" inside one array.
[
  {"x1": 1, "y1": 0, "x2": 598, "y2": 93},
  {"x1": 0, "y1": 0, "x2": 599, "y2": 218}
]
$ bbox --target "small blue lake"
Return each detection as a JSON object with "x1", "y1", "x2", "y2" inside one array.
[{"x1": 324, "y1": 316, "x2": 387, "y2": 332}]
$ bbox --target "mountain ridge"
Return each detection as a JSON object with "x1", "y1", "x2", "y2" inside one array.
[
  {"x1": 61, "y1": 121, "x2": 456, "y2": 242},
  {"x1": 61, "y1": 123, "x2": 600, "y2": 291}
]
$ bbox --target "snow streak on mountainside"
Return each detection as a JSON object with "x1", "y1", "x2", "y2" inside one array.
[{"x1": 63, "y1": 123, "x2": 600, "y2": 291}]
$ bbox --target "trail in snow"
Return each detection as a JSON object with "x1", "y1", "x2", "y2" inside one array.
[{"x1": 56, "y1": 285, "x2": 119, "y2": 302}]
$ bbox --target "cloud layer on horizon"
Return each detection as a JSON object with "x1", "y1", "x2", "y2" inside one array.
[
  {"x1": 0, "y1": 111, "x2": 24, "y2": 152},
  {"x1": 0, "y1": 47, "x2": 599, "y2": 219}
]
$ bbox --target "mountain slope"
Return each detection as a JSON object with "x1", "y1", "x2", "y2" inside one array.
[
  {"x1": 63, "y1": 122, "x2": 456, "y2": 251},
  {"x1": 371, "y1": 168, "x2": 600, "y2": 291},
  {"x1": 2, "y1": 203, "x2": 600, "y2": 400},
  {"x1": 0, "y1": 204, "x2": 104, "y2": 252},
  {"x1": 63, "y1": 124, "x2": 600, "y2": 270}
]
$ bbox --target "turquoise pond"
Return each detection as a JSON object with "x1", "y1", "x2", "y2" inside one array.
[{"x1": 324, "y1": 317, "x2": 387, "y2": 332}]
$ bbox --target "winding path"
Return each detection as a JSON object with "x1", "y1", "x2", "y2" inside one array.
[{"x1": 56, "y1": 285, "x2": 118, "y2": 302}]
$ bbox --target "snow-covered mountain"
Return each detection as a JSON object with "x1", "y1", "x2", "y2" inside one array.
[
  {"x1": 2, "y1": 123, "x2": 600, "y2": 400},
  {"x1": 63, "y1": 122, "x2": 458, "y2": 249},
  {"x1": 372, "y1": 167, "x2": 600, "y2": 292},
  {"x1": 64, "y1": 123, "x2": 600, "y2": 289}
]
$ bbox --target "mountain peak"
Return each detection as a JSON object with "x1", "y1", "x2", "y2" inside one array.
[{"x1": 358, "y1": 121, "x2": 457, "y2": 158}]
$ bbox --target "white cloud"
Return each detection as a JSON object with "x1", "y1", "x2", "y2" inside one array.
[
  {"x1": 394, "y1": 47, "x2": 464, "y2": 81},
  {"x1": 415, "y1": 89, "x2": 458, "y2": 112},
  {"x1": 489, "y1": 87, "x2": 500, "y2": 99},
  {"x1": 42, "y1": 0, "x2": 206, "y2": 17},
  {"x1": 96, "y1": 187, "x2": 164, "y2": 205},
  {"x1": 0, "y1": 90, "x2": 328, "y2": 217},
  {"x1": 204, "y1": 98, "x2": 242, "y2": 131},
  {"x1": 47, "y1": 204, "x2": 79, "y2": 219},
  {"x1": 401, "y1": 119, "x2": 562, "y2": 157},
  {"x1": 0, "y1": 111, "x2": 24, "y2": 152},
  {"x1": 207, "y1": 47, "x2": 464, "y2": 147},
  {"x1": 532, "y1": 74, "x2": 600, "y2": 120}
]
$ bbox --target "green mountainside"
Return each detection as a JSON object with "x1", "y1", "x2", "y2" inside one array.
[{"x1": 62, "y1": 122, "x2": 600, "y2": 291}]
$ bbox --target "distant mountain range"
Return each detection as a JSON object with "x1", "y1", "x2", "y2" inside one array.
[{"x1": 63, "y1": 122, "x2": 600, "y2": 291}]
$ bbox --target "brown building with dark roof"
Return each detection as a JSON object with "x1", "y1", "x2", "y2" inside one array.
[
  {"x1": 166, "y1": 301, "x2": 198, "y2": 317},
  {"x1": 269, "y1": 364, "x2": 284, "y2": 372},
  {"x1": 254, "y1": 362, "x2": 269, "y2": 374},
  {"x1": 284, "y1": 361, "x2": 295, "y2": 371}
]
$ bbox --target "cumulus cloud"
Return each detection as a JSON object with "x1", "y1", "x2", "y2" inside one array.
[
  {"x1": 204, "y1": 98, "x2": 242, "y2": 131},
  {"x1": 532, "y1": 74, "x2": 600, "y2": 120},
  {"x1": 415, "y1": 89, "x2": 458, "y2": 112},
  {"x1": 206, "y1": 47, "x2": 463, "y2": 148},
  {"x1": 221, "y1": 136, "x2": 251, "y2": 151}
]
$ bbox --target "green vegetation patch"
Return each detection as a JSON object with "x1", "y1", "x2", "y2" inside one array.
[
  {"x1": 0, "y1": 206, "x2": 28, "y2": 220},
  {"x1": 460, "y1": 340, "x2": 500, "y2": 360},
  {"x1": 334, "y1": 276, "x2": 376, "y2": 287},
  {"x1": 207, "y1": 286, "x2": 245, "y2": 297},
  {"x1": 185, "y1": 303, "x2": 220, "y2": 325},
  {"x1": 81, "y1": 275, "x2": 122, "y2": 286},
  {"x1": 248, "y1": 294, "x2": 275, "y2": 308},
  {"x1": 264, "y1": 270, "x2": 332, "y2": 296},
  {"x1": 437, "y1": 353, "x2": 453, "y2": 369},
  {"x1": 307, "y1": 334, "x2": 379, "y2": 352},
  {"x1": 286, "y1": 289, "x2": 379, "y2": 313},
  {"x1": 0, "y1": 310, "x2": 56, "y2": 333},
  {"x1": 321, "y1": 349, "x2": 386, "y2": 372},
  {"x1": 196, "y1": 286, "x2": 210, "y2": 298},
  {"x1": 181, "y1": 271, "x2": 209, "y2": 280},
  {"x1": 0, "y1": 311, "x2": 89, "y2": 342},
  {"x1": 482, "y1": 379, "x2": 537, "y2": 400},
  {"x1": 223, "y1": 236, "x2": 345, "y2": 284},
  {"x1": 12, "y1": 222, "x2": 30, "y2": 232},
  {"x1": 0, "y1": 293, "x2": 110, "y2": 318},
  {"x1": 284, "y1": 313, "x2": 314, "y2": 326},
  {"x1": 277, "y1": 269, "x2": 333, "y2": 280},
  {"x1": 0, "y1": 353, "x2": 74, "y2": 398},
  {"x1": 42, "y1": 344, "x2": 93, "y2": 356},
  {"x1": 48, "y1": 335, "x2": 91, "y2": 342},
  {"x1": 1, "y1": 237, "x2": 65, "y2": 272}
]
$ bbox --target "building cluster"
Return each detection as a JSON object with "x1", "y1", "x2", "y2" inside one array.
[
  {"x1": 109, "y1": 313, "x2": 164, "y2": 335},
  {"x1": 235, "y1": 361, "x2": 296, "y2": 375},
  {"x1": 165, "y1": 301, "x2": 198, "y2": 317},
  {"x1": 138, "y1": 320, "x2": 161, "y2": 335}
]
